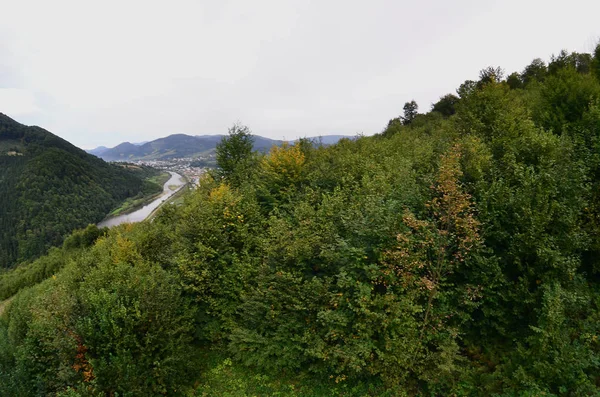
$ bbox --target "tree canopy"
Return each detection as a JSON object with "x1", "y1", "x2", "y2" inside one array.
[
  {"x1": 215, "y1": 123, "x2": 255, "y2": 186},
  {"x1": 2, "y1": 44, "x2": 600, "y2": 395},
  {"x1": 0, "y1": 114, "x2": 162, "y2": 268},
  {"x1": 402, "y1": 100, "x2": 419, "y2": 124}
]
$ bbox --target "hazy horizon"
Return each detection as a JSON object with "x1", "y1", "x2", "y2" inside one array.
[
  {"x1": 84, "y1": 132, "x2": 356, "y2": 151},
  {"x1": 1, "y1": 0, "x2": 599, "y2": 149}
]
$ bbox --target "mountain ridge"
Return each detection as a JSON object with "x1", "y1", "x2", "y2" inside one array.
[{"x1": 89, "y1": 133, "x2": 354, "y2": 161}]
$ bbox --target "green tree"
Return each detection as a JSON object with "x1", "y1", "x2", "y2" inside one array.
[
  {"x1": 215, "y1": 123, "x2": 255, "y2": 186},
  {"x1": 530, "y1": 67, "x2": 600, "y2": 134},
  {"x1": 548, "y1": 50, "x2": 593, "y2": 75},
  {"x1": 593, "y1": 43, "x2": 600, "y2": 80},
  {"x1": 402, "y1": 100, "x2": 419, "y2": 125},
  {"x1": 506, "y1": 72, "x2": 524, "y2": 90},
  {"x1": 457, "y1": 79, "x2": 477, "y2": 99},
  {"x1": 477, "y1": 66, "x2": 504, "y2": 87},
  {"x1": 432, "y1": 94, "x2": 459, "y2": 117},
  {"x1": 522, "y1": 58, "x2": 548, "y2": 85},
  {"x1": 76, "y1": 260, "x2": 196, "y2": 395}
]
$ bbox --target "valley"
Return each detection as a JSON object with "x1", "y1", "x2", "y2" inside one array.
[
  {"x1": 98, "y1": 171, "x2": 187, "y2": 228},
  {"x1": 1, "y1": 12, "x2": 599, "y2": 394},
  {"x1": 0, "y1": 113, "x2": 164, "y2": 268}
]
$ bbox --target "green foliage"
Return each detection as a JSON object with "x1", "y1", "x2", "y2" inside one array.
[
  {"x1": 192, "y1": 352, "x2": 391, "y2": 396},
  {"x1": 478, "y1": 66, "x2": 504, "y2": 87},
  {"x1": 0, "y1": 247, "x2": 68, "y2": 301},
  {"x1": 522, "y1": 58, "x2": 548, "y2": 85},
  {"x1": 402, "y1": 100, "x2": 419, "y2": 125},
  {"x1": 62, "y1": 224, "x2": 106, "y2": 251},
  {"x1": 0, "y1": 234, "x2": 197, "y2": 396},
  {"x1": 594, "y1": 43, "x2": 600, "y2": 80},
  {"x1": 0, "y1": 275, "x2": 81, "y2": 395},
  {"x1": 506, "y1": 72, "x2": 524, "y2": 90},
  {"x1": 0, "y1": 114, "x2": 162, "y2": 268},
  {"x1": 530, "y1": 67, "x2": 600, "y2": 134},
  {"x1": 0, "y1": 225, "x2": 106, "y2": 301},
  {"x1": 172, "y1": 179, "x2": 262, "y2": 341},
  {"x1": 548, "y1": 50, "x2": 593, "y2": 76},
  {"x1": 76, "y1": 260, "x2": 196, "y2": 395},
  {"x1": 4, "y1": 44, "x2": 600, "y2": 395},
  {"x1": 215, "y1": 123, "x2": 256, "y2": 186},
  {"x1": 432, "y1": 94, "x2": 460, "y2": 117}
]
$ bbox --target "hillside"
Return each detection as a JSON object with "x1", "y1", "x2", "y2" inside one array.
[
  {"x1": 0, "y1": 114, "x2": 161, "y2": 268},
  {"x1": 90, "y1": 133, "x2": 352, "y2": 161},
  {"x1": 1, "y1": 46, "x2": 600, "y2": 395}
]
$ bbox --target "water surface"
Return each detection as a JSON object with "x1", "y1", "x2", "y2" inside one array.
[{"x1": 98, "y1": 171, "x2": 185, "y2": 228}]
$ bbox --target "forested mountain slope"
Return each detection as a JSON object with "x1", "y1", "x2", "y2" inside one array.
[
  {"x1": 0, "y1": 114, "x2": 161, "y2": 268},
  {"x1": 1, "y1": 46, "x2": 600, "y2": 395}
]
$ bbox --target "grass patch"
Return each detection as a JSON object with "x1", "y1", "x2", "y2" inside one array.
[{"x1": 149, "y1": 171, "x2": 171, "y2": 187}]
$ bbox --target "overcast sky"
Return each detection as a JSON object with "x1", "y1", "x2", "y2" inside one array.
[{"x1": 0, "y1": 0, "x2": 599, "y2": 149}]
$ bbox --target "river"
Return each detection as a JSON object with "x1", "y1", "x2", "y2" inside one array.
[{"x1": 98, "y1": 171, "x2": 186, "y2": 228}]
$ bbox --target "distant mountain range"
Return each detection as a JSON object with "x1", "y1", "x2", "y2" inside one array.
[{"x1": 87, "y1": 134, "x2": 353, "y2": 161}]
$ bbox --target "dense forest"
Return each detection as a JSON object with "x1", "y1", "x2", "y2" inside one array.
[
  {"x1": 1, "y1": 45, "x2": 600, "y2": 395},
  {"x1": 0, "y1": 114, "x2": 162, "y2": 268}
]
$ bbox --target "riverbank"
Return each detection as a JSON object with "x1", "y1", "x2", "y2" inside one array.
[
  {"x1": 147, "y1": 181, "x2": 191, "y2": 220},
  {"x1": 99, "y1": 172, "x2": 186, "y2": 228},
  {"x1": 106, "y1": 171, "x2": 171, "y2": 217}
]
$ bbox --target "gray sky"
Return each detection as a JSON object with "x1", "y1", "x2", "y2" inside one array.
[{"x1": 1, "y1": 0, "x2": 599, "y2": 149}]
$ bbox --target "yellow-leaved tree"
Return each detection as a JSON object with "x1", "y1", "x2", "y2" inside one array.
[
  {"x1": 378, "y1": 143, "x2": 482, "y2": 387},
  {"x1": 258, "y1": 142, "x2": 306, "y2": 208}
]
